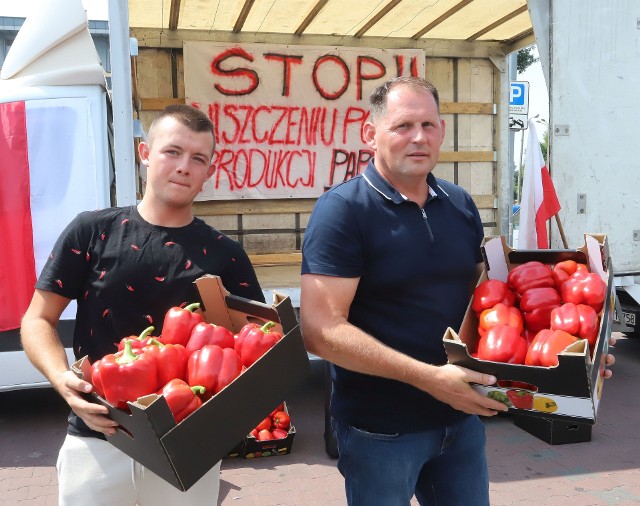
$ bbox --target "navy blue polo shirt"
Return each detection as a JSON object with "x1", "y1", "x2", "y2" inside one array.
[{"x1": 302, "y1": 161, "x2": 484, "y2": 433}]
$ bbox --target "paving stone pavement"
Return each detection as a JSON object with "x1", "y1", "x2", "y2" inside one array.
[{"x1": 1, "y1": 333, "x2": 639, "y2": 505}]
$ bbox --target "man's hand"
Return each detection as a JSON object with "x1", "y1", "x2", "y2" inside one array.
[
  {"x1": 418, "y1": 364, "x2": 508, "y2": 417},
  {"x1": 53, "y1": 370, "x2": 118, "y2": 436}
]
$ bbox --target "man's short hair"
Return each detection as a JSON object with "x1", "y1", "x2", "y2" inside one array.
[
  {"x1": 369, "y1": 77, "x2": 440, "y2": 122},
  {"x1": 148, "y1": 104, "x2": 215, "y2": 148}
]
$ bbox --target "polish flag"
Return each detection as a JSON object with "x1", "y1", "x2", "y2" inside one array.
[
  {"x1": 518, "y1": 118, "x2": 561, "y2": 249},
  {"x1": 0, "y1": 95, "x2": 108, "y2": 331}
]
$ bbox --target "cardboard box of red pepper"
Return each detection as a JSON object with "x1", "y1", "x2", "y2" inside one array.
[
  {"x1": 224, "y1": 401, "x2": 296, "y2": 459},
  {"x1": 443, "y1": 234, "x2": 614, "y2": 425},
  {"x1": 72, "y1": 275, "x2": 311, "y2": 491},
  {"x1": 242, "y1": 402, "x2": 296, "y2": 458}
]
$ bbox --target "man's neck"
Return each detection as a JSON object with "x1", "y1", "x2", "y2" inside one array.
[{"x1": 137, "y1": 200, "x2": 194, "y2": 228}]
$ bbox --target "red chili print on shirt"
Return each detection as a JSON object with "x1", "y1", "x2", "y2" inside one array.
[
  {"x1": 71, "y1": 248, "x2": 81, "y2": 255},
  {"x1": 155, "y1": 276, "x2": 166, "y2": 282},
  {"x1": 185, "y1": 259, "x2": 192, "y2": 270},
  {"x1": 165, "y1": 241, "x2": 176, "y2": 247},
  {"x1": 131, "y1": 244, "x2": 140, "y2": 251},
  {"x1": 99, "y1": 269, "x2": 106, "y2": 280}
]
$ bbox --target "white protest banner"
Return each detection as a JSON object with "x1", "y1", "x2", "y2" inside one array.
[{"x1": 184, "y1": 42, "x2": 424, "y2": 200}]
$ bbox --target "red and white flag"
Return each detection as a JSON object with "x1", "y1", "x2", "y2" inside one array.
[
  {"x1": 0, "y1": 96, "x2": 107, "y2": 331},
  {"x1": 518, "y1": 118, "x2": 561, "y2": 249}
]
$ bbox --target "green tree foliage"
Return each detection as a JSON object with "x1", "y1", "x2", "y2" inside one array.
[{"x1": 517, "y1": 46, "x2": 539, "y2": 73}]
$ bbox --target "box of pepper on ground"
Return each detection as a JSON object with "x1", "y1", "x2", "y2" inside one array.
[
  {"x1": 443, "y1": 234, "x2": 614, "y2": 428},
  {"x1": 238, "y1": 401, "x2": 296, "y2": 458},
  {"x1": 72, "y1": 275, "x2": 311, "y2": 492}
]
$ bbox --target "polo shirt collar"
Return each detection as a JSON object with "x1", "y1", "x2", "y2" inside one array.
[{"x1": 363, "y1": 160, "x2": 442, "y2": 205}]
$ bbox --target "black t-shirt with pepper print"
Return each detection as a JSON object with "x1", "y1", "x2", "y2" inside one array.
[{"x1": 36, "y1": 205, "x2": 265, "y2": 438}]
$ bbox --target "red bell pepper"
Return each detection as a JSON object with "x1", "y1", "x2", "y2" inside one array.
[
  {"x1": 560, "y1": 271, "x2": 607, "y2": 313},
  {"x1": 187, "y1": 344, "x2": 243, "y2": 400},
  {"x1": 271, "y1": 428, "x2": 290, "y2": 440},
  {"x1": 234, "y1": 322, "x2": 261, "y2": 354},
  {"x1": 506, "y1": 389, "x2": 535, "y2": 410},
  {"x1": 524, "y1": 329, "x2": 580, "y2": 367},
  {"x1": 186, "y1": 322, "x2": 235, "y2": 355},
  {"x1": 478, "y1": 302, "x2": 524, "y2": 338},
  {"x1": 551, "y1": 260, "x2": 589, "y2": 289},
  {"x1": 476, "y1": 324, "x2": 527, "y2": 364},
  {"x1": 116, "y1": 325, "x2": 155, "y2": 352},
  {"x1": 161, "y1": 302, "x2": 204, "y2": 346},
  {"x1": 236, "y1": 321, "x2": 281, "y2": 367},
  {"x1": 158, "y1": 378, "x2": 205, "y2": 424},
  {"x1": 90, "y1": 360, "x2": 105, "y2": 398},
  {"x1": 553, "y1": 260, "x2": 587, "y2": 277},
  {"x1": 272, "y1": 411, "x2": 291, "y2": 431},
  {"x1": 550, "y1": 303, "x2": 600, "y2": 349},
  {"x1": 471, "y1": 279, "x2": 516, "y2": 315},
  {"x1": 95, "y1": 340, "x2": 158, "y2": 409},
  {"x1": 142, "y1": 339, "x2": 189, "y2": 387},
  {"x1": 519, "y1": 286, "x2": 562, "y2": 334},
  {"x1": 507, "y1": 261, "x2": 555, "y2": 296}
]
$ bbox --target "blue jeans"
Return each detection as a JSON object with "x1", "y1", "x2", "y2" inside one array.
[{"x1": 333, "y1": 415, "x2": 489, "y2": 506}]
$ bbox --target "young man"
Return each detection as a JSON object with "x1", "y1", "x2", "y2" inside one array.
[{"x1": 20, "y1": 104, "x2": 264, "y2": 506}]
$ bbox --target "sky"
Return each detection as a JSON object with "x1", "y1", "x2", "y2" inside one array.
[
  {"x1": 512, "y1": 45, "x2": 549, "y2": 170},
  {"x1": 1, "y1": 0, "x2": 108, "y2": 20}
]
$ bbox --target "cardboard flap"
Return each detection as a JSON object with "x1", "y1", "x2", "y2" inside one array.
[{"x1": 195, "y1": 275, "x2": 286, "y2": 334}]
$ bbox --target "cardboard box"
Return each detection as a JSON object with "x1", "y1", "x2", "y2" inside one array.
[
  {"x1": 225, "y1": 401, "x2": 295, "y2": 459},
  {"x1": 225, "y1": 440, "x2": 245, "y2": 459},
  {"x1": 513, "y1": 414, "x2": 592, "y2": 445},
  {"x1": 242, "y1": 426, "x2": 296, "y2": 458},
  {"x1": 443, "y1": 234, "x2": 614, "y2": 425},
  {"x1": 241, "y1": 401, "x2": 295, "y2": 458},
  {"x1": 73, "y1": 275, "x2": 311, "y2": 491}
]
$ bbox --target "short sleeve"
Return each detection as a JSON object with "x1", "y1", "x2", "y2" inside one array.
[
  {"x1": 35, "y1": 212, "x2": 93, "y2": 300},
  {"x1": 301, "y1": 191, "x2": 364, "y2": 278}
]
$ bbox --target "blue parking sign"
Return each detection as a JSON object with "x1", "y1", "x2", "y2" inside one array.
[{"x1": 509, "y1": 81, "x2": 529, "y2": 114}]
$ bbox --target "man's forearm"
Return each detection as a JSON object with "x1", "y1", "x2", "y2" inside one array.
[
  {"x1": 21, "y1": 317, "x2": 72, "y2": 390},
  {"x1": 305, "y1": 320, "x2": 437, "y2": 389}
]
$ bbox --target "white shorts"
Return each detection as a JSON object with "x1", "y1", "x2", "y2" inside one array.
[{"x1": 56, "y1": 434, "x2": 220, "y2": 506}]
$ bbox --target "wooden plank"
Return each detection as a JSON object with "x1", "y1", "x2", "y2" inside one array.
[
  {"x1": 440, "y1": 102, "x2": 494, "y2": 115},
  {"x1": 471, "y1": 194, "x2": 496, "y2": 209},
  {"x1": 141, "y1": 97, "x2": 185, "y2": 111},
  {"x1": 195, "y1": 194, "x2": 494, "y2": 215},
  {"x1": 249, "y1": 253, "x2": 302, "y2": 267},
  {"x1": 193, "y1": 199, "x2": 315, "y2": 216},
  {"x1": 439, "y1": 151, "x2": 496, "y2": 162},
  {"x1": 130, "y1": 28, "x2": 504, "y2": 58},
  {"x1": 140, "y1": 96, "x2": 492, "y2": 115}
]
